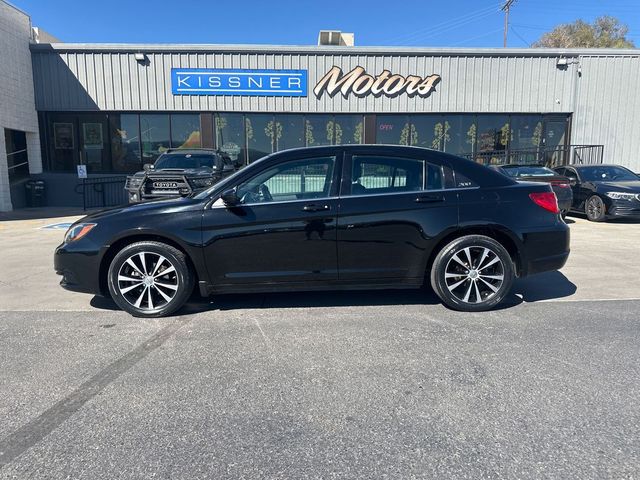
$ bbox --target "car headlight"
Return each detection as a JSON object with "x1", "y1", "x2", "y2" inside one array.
[
  {"x1": 64, "y1": 223, "x2": 97, "y2": 243},
  {"x1": 605, "y1": 191, "x2": 636, "y2": 201},
  {"x1": 126, "y1": 176, "x2": 143, "y2": 188},
  {"x1": 191, "y1": 177, "x2": 214, "y2": 188}
]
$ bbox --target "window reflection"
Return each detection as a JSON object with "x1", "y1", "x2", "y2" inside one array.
[
  {"x1": 140, "y1": 114, "x2": 170, "y2": 164},
  {"x1": 447, "y1": 115, "x2": 477, "y2": 156},
  {"x1": 305, "y1": 115, "x2": 333, "y2": 147},
  {"x1": 335, "y1": 115, "x2": 364, "y2": 145},
  {"x1": 246, "y1": 114, "x2": 274, "y2": 163},
  {"x1": 276, "y1": 114, "x2": 304, "y2": 151},
  {"x1": 476, "y1": 115, "x2": 510, "y2": 164},
  {"x1": 110, "y1": 114, "x2": 141, "y2": 172},
  {"x1": 171, "y1": 114, "x2": 201, "y2": 149},
  {"x1": 216, "y1": 113, "x2": 245, "y2": 166}
]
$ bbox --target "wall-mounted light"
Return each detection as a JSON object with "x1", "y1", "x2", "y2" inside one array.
[
  {"x1": 556, "y1": 57, "x2": 568, "y2": 67},
  {"x1": 134, "y1": 52, "x2": 148, "y2": 64}
]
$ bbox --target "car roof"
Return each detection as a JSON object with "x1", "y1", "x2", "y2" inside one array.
[{"x1": 565, "y1": 164, "x2": 628, "y2": 169}]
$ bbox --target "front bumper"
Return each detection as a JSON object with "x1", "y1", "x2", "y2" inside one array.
[
  {"x1": 54, "y1": 242, "x2": 105, "y2": 295},
  {"x1": 607, "y1": 199, "x2": 640, "y2": 218}
]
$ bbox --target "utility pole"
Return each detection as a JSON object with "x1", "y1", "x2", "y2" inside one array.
[{"x1": 502, "y1": 0, "x2": 516, "y2": 48}]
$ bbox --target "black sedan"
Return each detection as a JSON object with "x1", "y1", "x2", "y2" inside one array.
[
  {"x1": 55, "y1": 145, "x2": 570, "y2": 317},
  {"x1": 489, "y1": 164, "x2": 573, "y2": 216},
  {"x1": 554, "y1": 164, "x2": 640, "y2": 221}
]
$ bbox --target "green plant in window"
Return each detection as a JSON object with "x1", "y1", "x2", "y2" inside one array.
[
  {"x1": 326, "y1": 120, "x2": 343, "y2": 145},
  {"x1": 466, "y1": 123, "x2": 477, "y2": 153},
  {"x1": 432, "y1": 121, "x2": 451, "y2": 151},
  {"x1": 305, "y1": 120, "x2": 315, "y2": 146},
  {"x1": 264, "y1": 121, "x2": 283, "y2": 150},
  {"x1": 500, "y1": 122, "x2": 512, "y2": 147},
  {"x1": 399, "y1": 122, "x2": 417, "y2": 146},
  {"x1": 532, "y1": 121, "x2": 543, "y2": 148},
  {"x1": 354, "y1": 121, "x2": 363, "y2": 143}
]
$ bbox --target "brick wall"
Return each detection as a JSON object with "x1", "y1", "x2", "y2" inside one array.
[{"x1": 0, "y1": 0, "x2": 41, "y2": 211}]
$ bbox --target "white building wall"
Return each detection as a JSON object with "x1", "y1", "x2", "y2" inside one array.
[{"x1": 0, "y1": 0, "x2": 41, "y2": 211}]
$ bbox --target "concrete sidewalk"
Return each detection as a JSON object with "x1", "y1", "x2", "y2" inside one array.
[{"x1": 0, "y1": 211, "x2": 639, "y2": 312}]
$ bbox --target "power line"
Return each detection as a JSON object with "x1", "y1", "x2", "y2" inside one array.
[{"x1": 510, "y1": 26, "x2": 531, "y2": 47}]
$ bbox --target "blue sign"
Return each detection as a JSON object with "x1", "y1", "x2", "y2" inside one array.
[{"x1": 171, "y1": 68, "x2": 308, "y2": 97}]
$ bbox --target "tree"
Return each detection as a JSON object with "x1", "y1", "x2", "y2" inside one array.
[{"x1": 533, "y1": 16, "x2": 635, "y2": 49}]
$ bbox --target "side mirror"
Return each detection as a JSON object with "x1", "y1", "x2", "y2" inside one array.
[
  {"x1": 143, "y1": 163, "x2": 154, "y2": 172},
  {"x1": 220, "y1": 188, "x2": 240, "y2": 206},
  {"x1": 567, "y1": 176, "x2": 578, "y2": 186}
]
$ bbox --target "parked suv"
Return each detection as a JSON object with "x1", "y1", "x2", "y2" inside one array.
[
  {"x1": 125, "y1": 149, "x2": 237, "y2": 203},
  {"x1": 56, "y1": 145, "x2": 570, "y2": 317}
]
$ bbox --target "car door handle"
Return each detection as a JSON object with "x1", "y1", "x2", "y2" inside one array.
[
  {"x1": 415, "y1": 194, "x2": 444, "y2": 203},
  {"x1": 302, "y1": 204, "x2": 331, "y2": 212}
]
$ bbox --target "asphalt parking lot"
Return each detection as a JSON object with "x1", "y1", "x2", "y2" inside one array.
[{"x1": 0, "y1": 209, "x2": 639, "y2": 478}]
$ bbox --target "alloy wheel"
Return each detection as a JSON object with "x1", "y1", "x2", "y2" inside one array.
[
  {"x1": 444, "y1": 246, "x2": 505, "y2": 304},
  {"x1": 117, "y1": 251, "x2": 179, "y2": 310},
  {"x1": 587, "y1": 196, "x2": 603, "y2": 220}
]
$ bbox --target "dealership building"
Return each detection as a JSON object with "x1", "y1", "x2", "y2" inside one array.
[{"x1": 1, "y1": 0, "x2": 640, "y2": 211}]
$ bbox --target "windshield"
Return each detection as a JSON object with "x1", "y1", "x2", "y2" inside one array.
[
  {"x1": 502, "y1": 166, "x2": 555, "y2": 178},
  {"x1": 192, "y1": 153, "x2": 273, "y2": 200},
  {"x1": 578, "y1": 166, "x2": 638, "y2": 182},
  {"x1": 154, "y1": 153, "x2": 215, "y2": 170}
]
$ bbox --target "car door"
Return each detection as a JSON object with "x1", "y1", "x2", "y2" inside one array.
[
  {"x1": 336, "y1": 149, "x2": 458, "y2": 284},
  {"x1": 563, "y1": 166, "x2": 586, "y2": 209},
  {"x1": 201, "y1": 151, "x2": 341, "y2": 288}
]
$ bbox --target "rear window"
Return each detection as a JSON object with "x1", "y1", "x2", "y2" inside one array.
[
  {"x1": 154, "y1": 153, "x2": 216, "y2": 169},
  {"x1": 502, "y1": 166, "x2": 555, "y2": 178},
  {"x1": 444, "y1": 165, "x2": 478, "y2": 189}
]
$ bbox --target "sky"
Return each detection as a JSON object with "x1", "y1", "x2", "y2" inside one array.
[{"x1": 11, "y1": 0, "x2": 640, "y2": 48}]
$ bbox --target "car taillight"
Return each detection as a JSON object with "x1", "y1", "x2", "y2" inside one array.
[
  {"x1": 550, "y1": 180, "x2": 570, "y2": 188},
  {"x1": 529, "y1": 192, "x2": 560, "y2": 214}
]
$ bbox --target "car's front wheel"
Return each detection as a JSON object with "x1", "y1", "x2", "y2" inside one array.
[
  {"x1": 585, "y1": 195, "x2": 606, "y2": 222},
  {"x1": 107, "y1": 241, "x2": 194, "y2": 317},
  {"x1": 430, "y1": 235, "x2": 515, "y2": 312}
]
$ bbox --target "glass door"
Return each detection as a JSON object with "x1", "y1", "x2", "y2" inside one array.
[
  {"x1": 543, "y1": 116, "x2": 570, "y2": 167},
  {"x1": 79, "y1": 114, "x2": 110, "y2": 172}
]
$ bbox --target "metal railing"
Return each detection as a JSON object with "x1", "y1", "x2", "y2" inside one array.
[
  {"x1": 459, "y1": 144, "x2": 604, "y2": 167},
  {"x1": 75, "y1": 176, "x2": 128, "y2": 210}
]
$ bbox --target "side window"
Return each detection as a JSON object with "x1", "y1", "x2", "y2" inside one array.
[
  {"x1": 349, "y1": 155, "x2": 443, "y2": 195},
  {"x1": 236, "y1": 156, "x2": 335, "y2": 204},
  {"x1": 443, "y1": 165, "x2": 478, "y2": 189},
  {"x1": 555, "y1": 167, "x2": 567, "y2": 176}
]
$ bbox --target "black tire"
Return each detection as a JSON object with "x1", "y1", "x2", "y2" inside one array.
[
  {"x1": 585, "y1": 195, "x2": 607, "y2": 222},
  {"x1": 107, "y1": 241, "x2": 194, "y2": 317},
  {"x1": 430, "y1": 235, "x2": 515, "y2": 312}
]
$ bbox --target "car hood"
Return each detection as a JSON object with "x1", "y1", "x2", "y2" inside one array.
[
  {"x1": 74, "y1": 196, "x2": 204, "y2": 224},
  {"x1": 593, "y1": 181, "x2": 640, "y2": 193},
  {"x1": 148, "y1": 168, "x2": 215, "y2": 176}
]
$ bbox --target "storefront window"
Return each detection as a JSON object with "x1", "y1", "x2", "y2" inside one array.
[
  {"x1": 140, "y1": 114, "x2": 170, "y2": 164},
  {"x1": 410, "y1": 115, "x2": 448, "y2": 150},
  {"x1": 245, "y1": 114, "x2": 274, "y2": 163},
  {"x1": 171, "y1": 114, "x2": 201, "y2": 149},
  {"x1": 304, "y1": 115, "x2": 333, "y2": 147},
  {"x1": 276, "y1": 114, "x2": 304, "y2": 151},
  {"x1": 476, "y1": 115, "x2": 510, "y2": 164},
  {"x1": 334, "y1": 115, "x2": 364, "y2": 145},
  {"x1": 215, "y1": 113, "x2": 246, "y2": 165},
  {"x1": 376, "y1": 115, "x2": 410, "y2": 145},
  {"x1": 446, "y1": 115, "x2": 477, "y2": 156},
  {"x1": 110, "y1": 114, "x2": 141, "y2": 172}
]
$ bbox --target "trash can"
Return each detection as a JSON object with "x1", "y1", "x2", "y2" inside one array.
[{"x1": 24, "y1": 180, "x2": 46, "y2": 207}]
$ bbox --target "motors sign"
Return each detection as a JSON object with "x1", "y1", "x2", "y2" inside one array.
[
  {"x1": 171, "y1": 68, "x2": 308, "y2": 96},
  {"x1": 314, "y1": 66, "x2": 441, "y2": 99}
]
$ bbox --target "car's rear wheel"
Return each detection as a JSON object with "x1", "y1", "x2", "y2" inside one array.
[
  {"x1": 585, "y1": 195, "x2": 606, "y2": 222},
  {"x1": 107, "y1": 241, "x2": 193, "y2": 317},
  {"x1": 430, "y1": 235, "x2": 515, "y2": 312}
]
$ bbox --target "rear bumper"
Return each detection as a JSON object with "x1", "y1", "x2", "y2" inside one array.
[{"x1": 519, "y1": 223, "x2": 570, "y2": 276}]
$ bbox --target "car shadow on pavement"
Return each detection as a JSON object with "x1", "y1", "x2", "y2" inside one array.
[
  {"x1": 89, "y1": 271, "x2": 576, "y2": 315},
  {"x1": 511, "y1": 270, "x2": 577, "y2": 302}
]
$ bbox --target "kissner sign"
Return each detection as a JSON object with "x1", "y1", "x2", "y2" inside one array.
[
  {"x1": 171, "y1": 68, "x2": 308, "y2": 96},
  {"x1": 314, "y1": 66, "x2": 441, "y2": 99}
]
